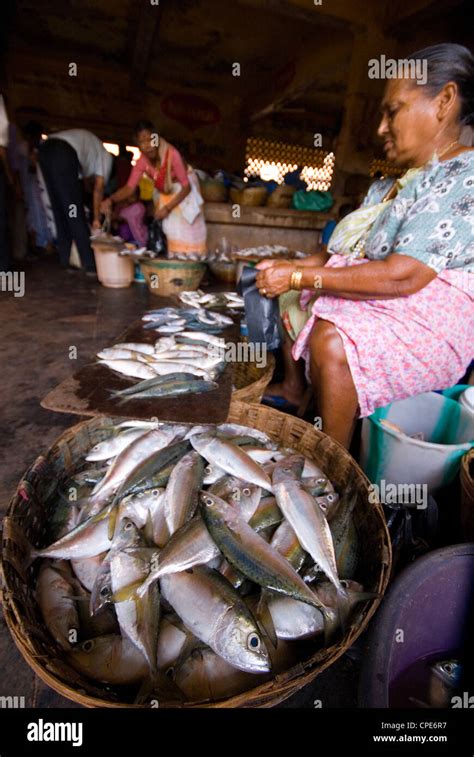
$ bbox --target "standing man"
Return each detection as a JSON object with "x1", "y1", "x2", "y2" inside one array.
[{"x1": 39, "y1": 128, "x2": 112, "y2": 275}]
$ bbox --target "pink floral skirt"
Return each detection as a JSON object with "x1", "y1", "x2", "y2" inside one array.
[{"x1": 287, "y1": 254, "x2": 474, "y2": 417}]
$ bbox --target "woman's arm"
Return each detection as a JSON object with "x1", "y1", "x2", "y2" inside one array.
[
  {"x1": 256, "y1": 254, "x2": 437, "y2": 299},
  {"x1": 305, "y1": 254, "x2": 437, "y2": 298}
]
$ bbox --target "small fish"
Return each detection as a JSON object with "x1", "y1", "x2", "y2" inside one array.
[
  {"x1": 190, "y1": 434, "x2": 273, "y2": 493},
  {"x1": 267, "y1": 580, "x2": 375, "y2": 641},
  {"x1": 33, "y1": 503, "x2": 114, "y2": 560},
  {"x1": 174, "y1": 647, "x2": 267, "y2": 701},
  {"x1": 68, "y1": 635, "x2": 148, "y2": 685},
  {"x1": 110, "y1": 520, "x2": 160, "y2": 674},
  {"x1": 85, "y1": 428, "x2": 147, "y2": 462},
  {"x1": 113, "y1": 342, "x2": 156, "y2": 355},
  {"x1": 160, "y1": 565, "x2": 270, "y2": 674},
  {"x1": 164, "y1": 451, "x2": 205, "y2": 536},
  {"x1": 36, "y1": 561, "x2": 79, "y2": 650},
  {"x1": 273, "y1": 459, "x2": 343, "y2": 593},
  {"x1": 99, "y1": 359, "x2": 157, "y2": 380},
  {"x1": 200, "y1": 492, "x2": 328, "y2": 613}
]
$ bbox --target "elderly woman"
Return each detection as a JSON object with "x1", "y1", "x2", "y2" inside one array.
[
  {"x1": 256, "y1": 43, "x2": 474, "y2": 449},
  {"x1": 102, "y1": 120, "x2": 206, "y2": 258}
]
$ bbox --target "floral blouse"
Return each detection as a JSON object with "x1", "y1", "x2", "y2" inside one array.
[{"x1": 364, "y1": 150, "x2": 474, "y2": 273}]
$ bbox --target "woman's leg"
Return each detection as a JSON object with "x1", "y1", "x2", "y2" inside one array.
[
  {"x1": 266, "y1": 330, "x2": 307, "y2": 406},
  {"x1": 309, "y1": 319, "x2": 358, "y2": 448}
]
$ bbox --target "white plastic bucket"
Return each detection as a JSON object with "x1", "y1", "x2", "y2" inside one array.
[
  {"x1": 92, "y1": 245, "x2": 134, "y2": 288},
  {"x1": 360, "y1": 391, "x2": 474, "y2": 492}
]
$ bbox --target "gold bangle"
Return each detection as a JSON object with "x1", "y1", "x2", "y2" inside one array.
[{"x1": 290, "y1": 269, "x2": 303, "y2": 290}]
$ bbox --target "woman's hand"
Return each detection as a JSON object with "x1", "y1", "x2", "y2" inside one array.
[
  {"x1": 154, "y1": 206, "x2": 169, "y2": 220},
  {"x1": 256, "y1": 263, "x2": 295, "y2": 298},
  {"x1": 100, "y1": 198, "x2": 112, "y2": 215},
  {"x1": 91, "y1": 218, "x2": 102, "y2": 231}
]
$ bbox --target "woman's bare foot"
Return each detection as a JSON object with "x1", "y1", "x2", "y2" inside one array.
[{"x1": 265, "y1": 381, "x2": 305, "y2": 407}]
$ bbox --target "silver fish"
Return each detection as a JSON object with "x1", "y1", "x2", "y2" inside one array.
[
  {"x1": 190, "y1": 434, "x2": 273, "y2": 493},
  {"x1": 160, "y1": 566, "x2": 270, "y2": 673},
  {"x1": 164, "y1": 451, "x2": 205, "y2": 536},
  {"x1": 68, "y1": 635, "x2": 148, "y2": 685},
  {"x1": 36, "y1": 561, "x2": 79, "y2": 650}
]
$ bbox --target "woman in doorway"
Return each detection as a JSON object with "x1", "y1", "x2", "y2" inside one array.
[{"x1": 101, "y1": 120, "x2": 206, "y2": 258}]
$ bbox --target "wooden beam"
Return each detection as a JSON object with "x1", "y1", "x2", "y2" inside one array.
[
  {"x1": 129, "y1": 3, "x2": 163, "y2": 91},
  {"x1": 383, "y1": 0, "x2": 466, "y2": 33},
  {"x1": 236, "y1": 0, "x2": 368, "y2": 30}
]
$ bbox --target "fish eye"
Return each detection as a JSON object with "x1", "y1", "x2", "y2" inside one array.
[
  {"x1": 124, "y1": 521, "x2": 134, "y2": 530},
  {"x1": 443, "y1": 663, "x2": 454, "y2": 674},
  {"x1": 205, "y1": 466, "x2": 212, "y2": 474},
  {"x1": 82, "y1": 640, "x2": 94, "y2": 652},
  {"x1": 152, "y1": 490, "x2": 159, "y2": 496},
  {"x1": 100, "y1": 586, "x2": 110, "y2": 597},
  {"x1": 247, "y1": 633, "x2": 261, "y2": 650},
  {"x1": 341, "y1": 580, "x2": 349, "y2": 589},
  {"x1": 242, "y1": 488, "x2": 251, "y2": 496},
  {"x1": 328, "y1": 494, "x2": 336, "y2": 502},
  {"x1": 204, "y1": 497, "x2": 213, "y2": 506},
  {"x1": 316, "y1": 478, "x2": 326, "y2": 485}
]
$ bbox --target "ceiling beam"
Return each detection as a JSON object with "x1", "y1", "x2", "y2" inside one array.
[
  {"x1": 383, "y1": 0, "x2": 466, "y2": 33},
  {"x1": 236, "y1": 0, "x2": 366, "y2": 31},
  {"x1": 129, "y1": 2, "x2": 163, "y2": 91}
]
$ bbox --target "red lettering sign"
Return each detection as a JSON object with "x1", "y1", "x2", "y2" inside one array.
[{"x1": 161, "y1": 93, "x2": 221, "y2": 130}]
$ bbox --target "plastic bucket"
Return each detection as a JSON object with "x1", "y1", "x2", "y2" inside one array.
[
  {"x1": 92, "y1": 244, "x2": 134, "y2": 288},
  {"x1": 359, "y1": 544, "x2": 474, "y2": 708},
  {"x1": 360, "y1": 391, "x2": 474, "y2": 492}
]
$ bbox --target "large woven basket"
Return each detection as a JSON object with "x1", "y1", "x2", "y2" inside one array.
[
  {"x1": 232, "y1": 352, "x2": 275, "y2": 403},
  {"x1": 461, "y1": 449, "x2": 474, "y2": 540},
  {"x1": 1, "y1": 403, "x2": 391, "y2": 708},
  {"x1": 140, "y1": 258, "x2": 206, "y2": 297}
]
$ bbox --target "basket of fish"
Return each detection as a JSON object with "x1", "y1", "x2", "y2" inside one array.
[{"x1": 1, "y1": 402, "x2": 391, "y2": 707}]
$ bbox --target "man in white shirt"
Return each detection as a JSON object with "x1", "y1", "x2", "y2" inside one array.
[{"x1": 38, "y1": 128, "x2": 112, "y2": 274}]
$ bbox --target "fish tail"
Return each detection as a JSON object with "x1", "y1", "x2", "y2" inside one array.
[{"x1": 134, "y1": 671, "x2": 185, "y2": 706}]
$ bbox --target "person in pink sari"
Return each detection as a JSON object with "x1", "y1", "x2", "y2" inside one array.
[
  {"x1": 256, "y1": 44, "x2": 474, "y2": 449},
  {"x1": 101, "y1": 120, "x2": 206, "y2": 257}
]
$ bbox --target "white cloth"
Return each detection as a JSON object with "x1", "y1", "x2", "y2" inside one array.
[
  {"x1": 180, "y1": 170, "x2": 204, "y2": 224},
  {"x1": 49, "y1": 129, "x2": 112, "y2": 180},
  {"x1": 0, "y1": 95, "x2": 9, "y2": 147}
]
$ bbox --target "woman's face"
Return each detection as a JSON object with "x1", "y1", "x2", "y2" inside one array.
[
  {"x1": 137, "y1": 129, "x2": 159, "y2": 161},
  {"x1": 377, "y1": 79, "x2": 447, "y2": 167}
]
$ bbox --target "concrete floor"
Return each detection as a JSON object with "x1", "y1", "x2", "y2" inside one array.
[{"x1": 0, "y1": 256, "x2": 360, "y2": 708}]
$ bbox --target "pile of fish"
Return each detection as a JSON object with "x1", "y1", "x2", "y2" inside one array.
[
  {"x1": 179, "y1": 291, "x2": 244, "y2": 310},
  {"x1": 141, "y1": 306, "x2": 234, "y2": 334},
  {"x1": 237, "y1": 245, "x2": 308, "y2": 260},
  {"x1": 33, "y1": 419, "x2": 375, "y2": 703},
  {"x1": 97, "y1": 306, "x2": 236, "y2": 399}
]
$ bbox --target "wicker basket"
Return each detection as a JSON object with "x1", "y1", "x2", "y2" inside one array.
[
  {"x1": 461, "y1": 449, "x2": 474, "y2": 540},
  {"x1": 199, "y1": 180, "x2": 228, "y2": 203},
  {"x1": 1, "y1": 404, "x2": 391, "y2": 708},
  {"x1": 267, "y1": 185, "x2": 296, "y2": 209},
  {"x1": 232, "y1": 352, "x2": 275, "y2": 403},
  {"x1": 241, "y1": 187, "x2": 268, "y2": 207},
  {"x1": 140, "y1": 258, "x2": 206, "y2": 297}
]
